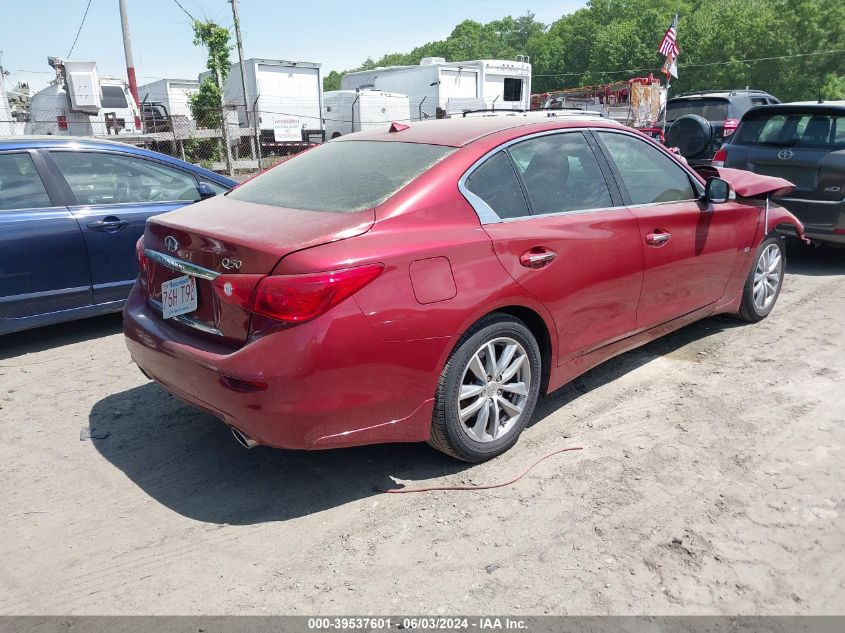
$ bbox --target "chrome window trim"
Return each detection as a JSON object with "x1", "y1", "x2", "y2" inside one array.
[
  {"x1": 144, "y1": 249, "x2": 219, "y2": 281},
  {"x1": 148, "y1": 298, "x2": 224, "y2": 336},
  {"x1": 458, "y1": 127, "x2": 627, "y2": 224}
]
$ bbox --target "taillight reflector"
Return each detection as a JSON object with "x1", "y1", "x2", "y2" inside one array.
[
  {"x1": 135, "y1": 115, "x2": 142, "y2": 130},
  {"x1": 212, "y1": 274, "x2": 265, "y2": 309},
  {"x1": 723, "y1": 118, "x2": 739, "y2": 137},
  {"x1": 57, "y1": 115, "x2": 68, "y2": 131},
  {"x1": 252, "y1": 264, "x2": 384, "y2": 323},
  {"x1": 712, "y1": 147, "x2": 728, "y2": 167}
]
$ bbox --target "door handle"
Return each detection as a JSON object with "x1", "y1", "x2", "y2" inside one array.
[
  {"x1": 645, "y1": 231, "x2": 671, "y2": 247},
  {"x1": 519, "y1": 248, "x2": 557, "y2": 269},
  {"x1": 87, "y1": 216, "x2": 129, "y2": 231}
]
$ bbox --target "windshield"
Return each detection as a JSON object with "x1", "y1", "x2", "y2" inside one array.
[
  {"x1": 667, "y1": 98, "x2": 729, "y2": 121},
  {"x1": 228, "y1": 140, "x2": 455, "y2": 212},
  {"x1": 734, "y1": 111, "x2": 845, "y2": 149},
  {"x1": 101, "y1": 85, "x2": 129, "y2": 109}
]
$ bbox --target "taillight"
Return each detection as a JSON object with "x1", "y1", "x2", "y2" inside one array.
[
  {"x1": 57, "y1": 115, "x2": 68, "y2": 131},
  {"x1": 135, "y1": 115, "x2": 142, "y2": 130},
  {"x1": 212, "y1": 274, "x2": 264, "y2": 308},
  {"x1": 135, "y1": 236, "x2": 147, "y2": 270},
  {"x1": 723, "y1": 118, "x2": 739, "y2": 137},
  {"x1": 712, "y1": 147, "x2": 728, "y2": 167},
  {"x1": 252, "y1": 264, "x2": 384, "y2": 323}
]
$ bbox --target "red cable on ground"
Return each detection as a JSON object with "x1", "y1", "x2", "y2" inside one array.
[{"x1": 377, "y1": 446, "x2": 584, "y2": 494}]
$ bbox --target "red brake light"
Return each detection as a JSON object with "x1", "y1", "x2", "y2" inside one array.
[
  {"x1": 712, "y1": 147, "x2": 728, "y2": 167},
  {"x1": 212, "y1": 274, "x2": 265, "y2": 309},
  {"x1": 135, "y1": 115, "x2": 142, "y2": 130},
  {"x1": 252, "y1": 264, "x2": 384, "y2": 323},
  {"x1": 723, "y1": 118, "x2": 739, "y2": 137},
  {"x1": 57, "y1": 115, "x2": 68, "y2": 131},
  {"x1": 135, "y1": 236, "x2": 147, "y2": 269}
]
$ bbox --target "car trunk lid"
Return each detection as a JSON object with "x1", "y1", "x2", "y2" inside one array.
[{"x1": 142, "y1": 195, "x2": 375, "y2": 345}]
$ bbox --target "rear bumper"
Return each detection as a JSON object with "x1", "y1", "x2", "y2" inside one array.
[
  {"x1": 123, "y1": 281, "x2": 442, "y2": 450},
  {"x1": 775, "y1": 196, "x2": 845, "y2": 245}
]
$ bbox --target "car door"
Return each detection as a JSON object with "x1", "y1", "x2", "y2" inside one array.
[
  {"x1": 593, "y1": 130, "x2": 757, "y2": 329},
  {"x1": 45, "y1": 150, "x2": 203, "y2": 304},
  {"x1": 462, "y1": 130, "x2": 644, "y2": 365},
  {"x1": 0, "y1": 150, "x2": 92, "y2": 326}
]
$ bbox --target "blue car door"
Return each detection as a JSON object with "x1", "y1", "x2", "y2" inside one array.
[
  {"x1": 0, "y1": 150, "x2": 92, "y2": 329},
  {"x1": 45, "y1": 150, "x2": 204, "y2": 304}
]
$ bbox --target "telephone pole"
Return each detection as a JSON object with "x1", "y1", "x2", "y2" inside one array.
[
  {"x1": 228, "y1": 0, "x2": 260, "y2": 166},
  {"x1": 118, "y1": 0, "x2": 140, "y2": 108}
]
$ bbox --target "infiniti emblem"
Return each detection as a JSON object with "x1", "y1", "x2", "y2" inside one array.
[
  {"x1": 164, "y1": 236, "x2": 179, "y2": 253},
  {"x1": 221, "y1": 258, "x2": 242, "y2": 270},
  {"x1": 778, "y1": 149, "x2": 793, "y2": 160}
]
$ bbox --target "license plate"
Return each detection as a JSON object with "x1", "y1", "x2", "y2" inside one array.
[{"x1": 161, "y1": 275, "x2": 197, "y2": 319}]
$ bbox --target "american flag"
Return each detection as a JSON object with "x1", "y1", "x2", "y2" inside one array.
[{"x1": 658, "y1": 14, "x2": 680, "y2": 57}]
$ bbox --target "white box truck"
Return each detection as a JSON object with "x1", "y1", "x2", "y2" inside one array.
[
  {"x1": 340, "y1": 57, "x2": 531, "y2": 119},
  {"x1": 203, "y1": 58, "x2": 324, "y2": 149},
  {"x1": 138, "y1": 79, "x2": 198, "y2": 118},
  {"x1": 323, "y1": 89, "x2": 411, "y2": 138}
]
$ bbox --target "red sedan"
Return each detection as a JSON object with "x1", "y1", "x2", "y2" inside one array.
[{"x1": 124, "y1": 116, "x2": 803, "y2": 462}]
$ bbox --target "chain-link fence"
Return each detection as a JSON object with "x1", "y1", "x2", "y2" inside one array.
[{"x1": 1, "y1": 95, "x2": 529, "y2": 178}]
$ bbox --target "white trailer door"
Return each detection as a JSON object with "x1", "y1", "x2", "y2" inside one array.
[
  {"x1": 439, "y1": 70, "x2": 478, "y2": 102},
  {"x1": 257, "y1": 65, "x2": 322, "y2": 131}
]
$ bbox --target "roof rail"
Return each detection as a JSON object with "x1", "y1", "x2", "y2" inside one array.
[{"x1": 675, "y1": 88, "x2": 771, "y2": 98}]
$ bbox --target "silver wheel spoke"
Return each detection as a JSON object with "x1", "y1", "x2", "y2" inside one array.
[
  {"x1": 490, "y1": 400, "x2": 501, "y2": 437},
  {"x1": 497, "y1": 396, "x2": 522, "y2": 419},
  {"x1": 460, "y1": 383, "x2": 486, "y2": 400},
  {"x1": 500, "y1": 381, "x2": 528, "y2": 396},
  {"x1": 471, "y1": 400, "x2": 491, "y2": 440},
  {"x1": 501, "y1": 354, "x2": 526, "y2": 383},
  {"x1": 496, "y1": 343, "x2": 518, "y2": 375},
  {"x1": 468, "y1": 354, "x2": 487, "y2": 383},
  {"x1": 484, "y1": 343, "x2": 497, "y2": 377},
  {"x1": 459, "y1": 395, "x2": 486, "y2": 422}
]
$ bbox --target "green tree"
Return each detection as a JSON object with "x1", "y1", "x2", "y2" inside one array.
[{"x1": 187, "y1": 20, "x2": 232, "y2": 128}]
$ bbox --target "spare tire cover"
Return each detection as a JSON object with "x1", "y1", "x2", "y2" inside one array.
[{"x1": 667, "y1": 114, "x2": 713, "y2": 158}]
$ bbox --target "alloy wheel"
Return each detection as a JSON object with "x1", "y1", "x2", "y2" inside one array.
[
  {"x1": 753, "y1": 243, "x2": 783, "y2": 312},
  {"x1": 457, "y1": 337, "x2": 531, "y2": 443}
]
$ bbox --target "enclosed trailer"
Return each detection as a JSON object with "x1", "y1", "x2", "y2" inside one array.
[
  {"x1": 203, "y1": 58, "x2": 324, "y2": 148},
  {"x1": 137, "y1": 78, "x2": 198, "y2": 118},
  {"x1": 341, "y1": 57, "x2": 531, "y2": 119},
  {"x1": 323, "y1": 90, "x2": 411, "y2": 138}
]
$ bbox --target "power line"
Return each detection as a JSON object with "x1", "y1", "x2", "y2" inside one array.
[
  {"x1": 67, "y1": 0, "x2": 94, "y2": 58},
  {"x1": 532, "y1": 48, "x2": 845, "y2": 78},
  {"x1": 172, "y1": 0, "x2": 197, "y2": 22}
]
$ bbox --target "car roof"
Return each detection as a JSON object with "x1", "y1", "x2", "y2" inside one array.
[
  {"x1": 742, "y1": 103, "x2": 845, "y2": 117},
  {"x1": 0, "y1": 136, "x2": 236, "y2": 185},
  {"x1": 335, "y1": 114, "x2": 622, "y2": 147}
]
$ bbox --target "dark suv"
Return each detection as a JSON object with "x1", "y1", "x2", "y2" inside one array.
[
  {"x1": 665, "y1": 89, "x2": 780, "y2": 165},
  {"x1": 718, "y1": 103, "x2": 845, "y2": 246}
]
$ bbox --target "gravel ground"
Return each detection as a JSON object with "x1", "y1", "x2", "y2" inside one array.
[{"x1": 1, "y1": 243, "x2": 843, "y2": 615}]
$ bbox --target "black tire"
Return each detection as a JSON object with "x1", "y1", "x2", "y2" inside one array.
[
  {"x1": 738, "y1": 233, "x2": 786, "y2": 323},
  {"x1": 429, "y1": 313, "x2": 542, "y2": 462},
  {"x1": 667, "y1": 114, "x2": 713, "y2": 158}
]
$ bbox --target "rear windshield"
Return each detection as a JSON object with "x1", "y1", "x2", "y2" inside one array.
[
  {"x1": 734, "y1": 111, "x2": 845, "y2": 149},
  {"x1": 228, "y1": 140, "x2": 455, "y2": 212},
  {"x1": 667, "y1": 98, "x2": 729, "y2": 121},
  {"x1": 101, "y1": 85, "x2": 129, "y2": 109}
]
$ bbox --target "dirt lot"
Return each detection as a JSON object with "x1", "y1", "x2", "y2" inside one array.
[{"x1": 1, "y1": 244, "x2": 843, "y2": 615}]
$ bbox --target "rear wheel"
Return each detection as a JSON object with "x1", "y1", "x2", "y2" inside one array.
[
  {"x1": 429, "y1": 313, "x2": 541, "y2": 462},
  {"x1": 738, "y1": 234, "x2": 785, "y2": 322}
]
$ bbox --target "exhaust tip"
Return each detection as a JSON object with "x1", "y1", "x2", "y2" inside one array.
[{"x1": 230, "y1": 427, "x2": 259, "y2": 449}]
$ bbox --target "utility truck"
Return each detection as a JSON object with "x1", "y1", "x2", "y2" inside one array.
[{"x1": 322, "y1": 89, "x2": 411, "y2": 138}]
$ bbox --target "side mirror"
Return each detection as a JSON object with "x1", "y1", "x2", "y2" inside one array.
[
  {"x1": 196, "y1": 182, "x2": 217, "y2": 201},
  {"x1": 705, "y1": 177, "x2": 733, "y2": 204}
]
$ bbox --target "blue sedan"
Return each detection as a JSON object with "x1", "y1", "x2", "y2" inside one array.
[{"x1": 0, "y1": 136, "x2": 236, "y2": 335}]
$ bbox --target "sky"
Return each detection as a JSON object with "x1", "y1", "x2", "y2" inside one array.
[{"x1": 1, "y1": 0, "x2": 587, "y2": 94}]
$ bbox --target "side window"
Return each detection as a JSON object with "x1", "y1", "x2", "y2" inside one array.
[
  {"x1": 0, "y1": 153, "x2": 53, "y2": 211},
  {"x1": 464, "y1": 151, "x2": 529, "y2": 219},
  {"x1": 597, "y1": 132, "x2": 696, "y2": 205},
  {"x1": 509, "y1": 133, "x2": 612, "y2": 215},
  {"x1": 50, "y1": 152, "x2": 200, "y2": 206}
]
